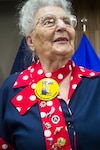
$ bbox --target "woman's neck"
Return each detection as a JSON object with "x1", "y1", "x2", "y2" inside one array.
[{"x1": 39, "y1": 57, "x2": 71, "y2": 73}]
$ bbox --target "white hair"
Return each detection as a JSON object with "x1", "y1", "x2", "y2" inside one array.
[{"x1": 18, "y1": 0, "x2": 73, "y2": 36}]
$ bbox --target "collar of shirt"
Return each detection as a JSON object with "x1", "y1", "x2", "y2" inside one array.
[{"x1": 11, "y1": 59, "x2": 99, "y2": 115}]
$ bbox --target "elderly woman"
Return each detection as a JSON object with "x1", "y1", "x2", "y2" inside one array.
[{"x1": 0, "y1": 0, "x2": 100, "y2": 150}]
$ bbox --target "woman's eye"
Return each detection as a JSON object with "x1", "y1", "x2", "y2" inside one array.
[
  {"x1": 44, "y1": 18, "x2": 55, "y2": 25},
  {"x1": 64, "y1": 19, "x2": 71, "y2": 25}
]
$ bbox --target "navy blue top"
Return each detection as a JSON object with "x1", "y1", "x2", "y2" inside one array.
[{"x1": 0, "y1": 73, "x2": 100, "y2": 150}]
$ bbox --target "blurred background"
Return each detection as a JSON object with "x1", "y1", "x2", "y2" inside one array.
[{"x1": 0, "y1": 0, "x2": 100, "y2": 86}]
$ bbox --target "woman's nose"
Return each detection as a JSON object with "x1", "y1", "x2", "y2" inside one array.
[{"x1": 56, "y1": 19, "x2": 67, "y2": 31}]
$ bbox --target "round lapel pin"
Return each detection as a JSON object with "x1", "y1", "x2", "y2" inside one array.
[{"x1": 35, "y1": 78, "x2": 59, "y2": 101}]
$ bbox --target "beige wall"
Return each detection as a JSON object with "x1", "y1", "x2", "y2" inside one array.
[
  {"x1": 0, "y1": 0, "x2": 100, "y2": 86},
  {"x1": 0, "y1": 1, "x2": 22, "y2": 86}
]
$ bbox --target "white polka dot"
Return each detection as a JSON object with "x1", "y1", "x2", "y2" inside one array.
[
  {"x1": 80, "y1": 68, "x2": 85, "y2": 72},
  {"x1": 57, "y1": 96, "x2": 62, "y2": 99},
  {"x1": 44, "y1": 130, "x2": 51, "y2": 137},
  {"x1": 65, "y1": 126, "x2": 68, "y2": 131},
  {"x1": 51, "y1": 106, "x2": 55, "y2": 112},
  {"x1": 90, "y1": 72, "x2": 95, "y2": 76},
  {"x1": 29, "y1": 95, "x2": 36, "y2": 101},
  {"x1": 80, "y1": 66, "x2": 84, "y2": 69},
  {"x1": 28, "y1": 66, "x2": 31, "y2": 70},
  {"x1": 69, "y1": 65, "x2": 72, "y2": 71},
  {"x1": 16, "y1": 95, "x2": 23, "y2": 101},
  {"x1": 45, "y1": 72, "x2": 52, "y2": 78},
  {"x1": 30, "y1": 68, "x2": 34, "y2": 73},
  {"x1": 22, "y1": 75, "x2": 29, "y2": 80},
  {"x1": 31, "y1": 83, "x2": 36, "y2": 89},
  {"x1": 71, "y1": 76, "x2": 73, "y2": 80},
  {"x1": 72, "y1": 84, "x2": 77, "y2": 89},
  {"x1": 58, "y1": 74, "x2": 63, "y2": 80},
  {"x1": 72, "y1": 62, "x2": 75, "y2": 67},
  {"x1": 16, "y1": 107, "x2": 21, "y2": 112},
  {"x1": 14, "y1": 81, "x2": 18, "y2": 86},
  {"x1": 20, "y1": 72, "x2": 23, "y2": 74},
  {"x1": 27, "y1": 107, "x2": 31, "y2": 110},
  {"x1": 78, "y1": 74, "x2": 82, "y2": 78},
  {"x1": 59, "y1": 106, "x2": 62, "y2": 112},
  {"x1": 2, "y1": 144, "x2": 8, "y2": 149},
  {"x1": 47, "y1": 101, "x2": 53, "y2": 106},
  {"x1": 41, "y1": 112, "x2": 46, "y2": 118},
  {"x1": 37, "y1": 69, "x2": 43, "y2": 75},
  {"x1": 29, "y1": 82, "x2": 32, "y2": 85}
]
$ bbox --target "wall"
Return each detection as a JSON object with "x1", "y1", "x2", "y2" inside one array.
[
  {"x1": 0, "y1": 0, "x2": 100, "y2": 86},
  {"x1": 0, "y1": 1, "x2": 22, "y2": 86}
]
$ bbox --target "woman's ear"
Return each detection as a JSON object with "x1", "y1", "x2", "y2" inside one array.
[{"x1": 26, "y1": 35, "x2": 35, "y2": 51}]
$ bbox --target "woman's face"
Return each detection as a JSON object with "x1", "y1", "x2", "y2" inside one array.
[{"x1": 27, "y1": 6, "x2": 76, "y2": 61}]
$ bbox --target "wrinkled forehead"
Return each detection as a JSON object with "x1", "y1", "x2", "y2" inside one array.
[{"x1": 34, "y1": 6, "x2": 70, "y2": 20}]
